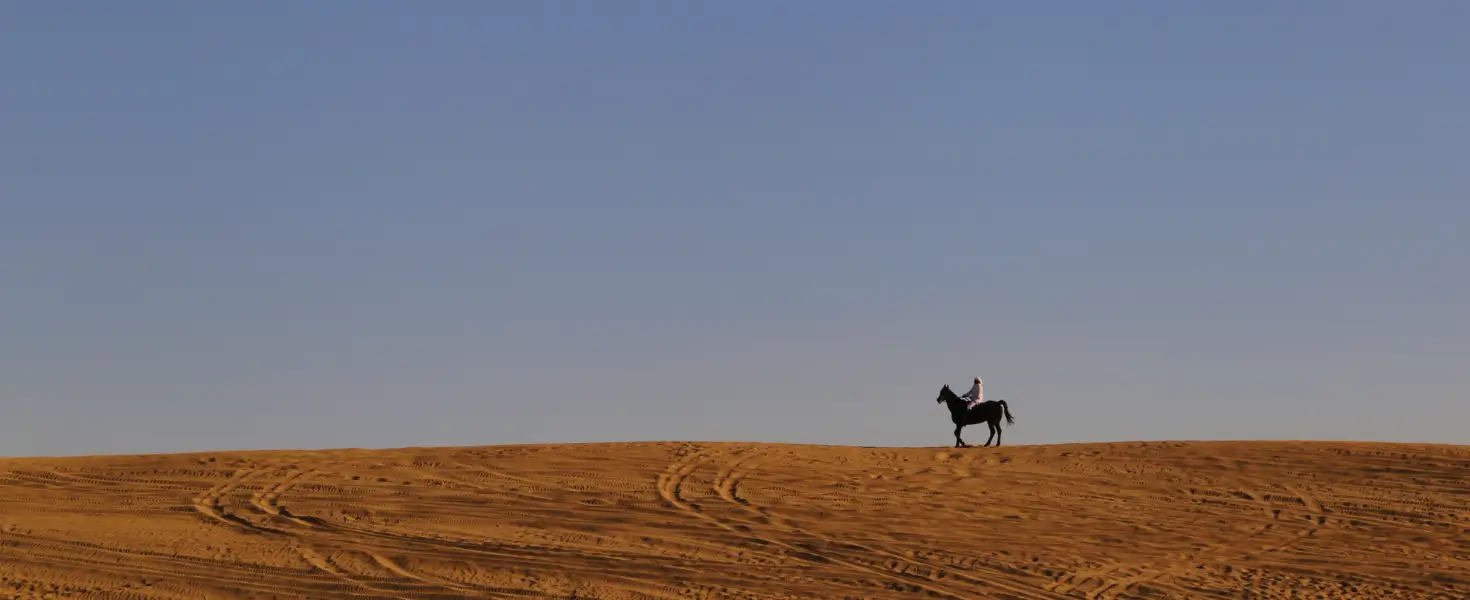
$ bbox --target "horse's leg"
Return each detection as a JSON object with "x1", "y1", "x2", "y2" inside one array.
[
  {"x1": 995, "y1": 421, "x2": 1003, "y2": 447},
  {"x1": 954, "y1": 424, "x2": 967, "y2": 448},
  {"x1": 984, "y1": 421, "x2": 996, "y2": 447}
]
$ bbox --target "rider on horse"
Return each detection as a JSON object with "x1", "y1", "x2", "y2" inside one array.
[{"x1": 960, "y1": 376, "x2": 983, "y2": 409}]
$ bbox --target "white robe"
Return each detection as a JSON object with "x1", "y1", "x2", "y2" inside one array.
[{"x1": 961, "y1": 379, "x2": 983, "y2": 406}]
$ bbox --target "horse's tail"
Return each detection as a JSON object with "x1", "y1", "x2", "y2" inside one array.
[{"x1": 999, "y1": 400, "x2": 1015, "y2": 425}]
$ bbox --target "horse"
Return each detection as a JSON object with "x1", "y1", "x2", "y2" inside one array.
[{"x1": 935, "y1": 384, "x2": 1016, "y2": 448}]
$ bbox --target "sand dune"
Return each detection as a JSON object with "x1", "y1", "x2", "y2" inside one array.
[{"x1": 1, "y1": 440, "x2": 1466, "y2": 599}]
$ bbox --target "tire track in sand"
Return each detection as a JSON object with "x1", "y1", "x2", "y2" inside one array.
[
  {"x1": 248, "y1": 468, "x2": 324, "y2": 528},
  {"x1": 368, "y1": 550, "x2": 488, "y2": 598},
  {"x1": 662, "y1": 445, "x2": 1065, "y2": 600},
  {"x1": 0, "y1": 529, "x2": 336, "y2": 598},
  {"x1": 254, "y1": 465, "x2": 670, "y2": 600},
  {"x1": 1105, "y1": 484, "x2": 1325, "y2": 600},
  {"x1": 1061, "y1": 479, "x2": 1326, "y2": 600},
  {"x1": 190, "y1": 468, "x2": 284, "y2": 534},
  {"x1": 1048, "y1": 485, "x2": 1271, "y2": 599},
  {"x1": 298, "y1": 546, "x2": 421, "y2": 600},
  {"x1": 1086, "y1": 487, "x2": 1285, "y2": 599},
  {"x1": 445, "y1": 459, "x2": 559, "y2": 502},
  {"x1": 712, "y1": 448, "x2": 1069, "y2": 600},
  {"x1": 1046, "y1": 447, "x2": 1293, "y2": 599},
  {"x1": 443, "y1": 452, "x2": 755, "y2": 598},
  {"x1": 1262, "y1": 484, "x2": 1324, "y2": 553},
  {"x1": 201, "y1": 468, "x2": 419, "y2": 597},
  {"x1": 404, "y1": 465, "x2": 756, "y2": 569},
  {"x1": 250, "y1": 467, "x2": 503, "y2": 598}
]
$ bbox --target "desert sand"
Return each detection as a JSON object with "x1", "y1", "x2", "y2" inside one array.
[{"x1": 1, "y1": 440, "x2": 1466, "y2": 600}]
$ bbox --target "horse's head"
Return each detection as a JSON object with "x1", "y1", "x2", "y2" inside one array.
[{"x1": 936, "y1": 384, "x2": 954, "y2": 404}]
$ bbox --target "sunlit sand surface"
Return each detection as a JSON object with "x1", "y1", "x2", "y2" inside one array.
[{"x1": 2, "y1": 440, "x2": 1465, "y2": 599}]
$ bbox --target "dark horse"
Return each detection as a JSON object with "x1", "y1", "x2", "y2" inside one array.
[{"x1": 935, "y1": 385, "x2": 1016, "y2": 448}]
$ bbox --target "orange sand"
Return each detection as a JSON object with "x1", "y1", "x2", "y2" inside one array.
[{"x1": 1, "y1": 440, "x2": 1466, "y2": 599}]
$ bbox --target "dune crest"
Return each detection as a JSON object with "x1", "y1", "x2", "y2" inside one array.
[{"x1": 1, "y1": 440, "x2": 1466, "y2": 599}]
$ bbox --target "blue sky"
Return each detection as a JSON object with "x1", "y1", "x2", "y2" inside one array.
[{"x1": 3, "y1": 3, "x2": 1467, "y2": 456}]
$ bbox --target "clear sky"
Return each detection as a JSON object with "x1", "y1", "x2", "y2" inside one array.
[{"x1": 3, "y1": 3, "x2": 1467, "y2": 457}]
